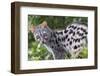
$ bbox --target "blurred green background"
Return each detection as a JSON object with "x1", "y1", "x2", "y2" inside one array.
[{"x1": 28, "y1": 15, "x2": 88, "y2": 61}]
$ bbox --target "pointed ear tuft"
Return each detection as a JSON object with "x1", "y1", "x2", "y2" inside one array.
[
  {"x1": 41, "y1": 21, "x2": 48, "y2": 28},
  {"x1": 29, "y1": 24, "x2": 35, "y2": 33}
]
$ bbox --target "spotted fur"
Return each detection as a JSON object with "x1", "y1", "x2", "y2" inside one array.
[{"x1": 31, "y1": 21, "x2": 88, "y2": 59}]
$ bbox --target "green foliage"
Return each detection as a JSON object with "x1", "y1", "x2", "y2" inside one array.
[
  {"x1": 78, "y1": 47, "x2": 88, "y2": 58},
  {"x1": 28, "y1": 15, "x2": 88, "y2": 60},
  {"x1": 28, "y1": 42, "x2": 53, "y2": 60}
]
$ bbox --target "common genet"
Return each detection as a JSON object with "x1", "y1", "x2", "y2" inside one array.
[{"x1": 30, "y1": 21, "x2": 88, "y2": 59}]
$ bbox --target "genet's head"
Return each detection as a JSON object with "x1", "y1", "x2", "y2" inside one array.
[{"x1": 30, "y1": 21, "x2": 52, "y2": 44}]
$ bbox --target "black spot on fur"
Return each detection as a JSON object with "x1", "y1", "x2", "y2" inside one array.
[
  {"x1": 80, "y1": 33, "x2": 84, "y2": 36},
  {"x1": 73, "y1": 32, "x2": 75, "y2": 36},
  {"x1": 77, "y1": 27, "x2": 80, "y2": 30},
  {"x1": 55, "y1": 40, "x2": 58, "y2": 44},
  {"x1": 65, "y1": 35, "x2": 68, "y2": 39},
  {"x1": 82, "y1": 36, "x2": 86, "y2": 39},
  {"x1": 73, "y1": 26, "x2": 77, "y2": 29},
  {"x1": 80, "y1": 28, "x2": 87, "y2": 35},
  {"x1": 77, "y1": 31, "x2": 80, "y2": 34},
  {"x1": 78, "y1": 45, "x2": 80, "y2": 48},
  {"x1": 60, "y1": 32, "x2": 63, "y2": 35},
  {"x1": 64, "y1": 29, "x2": 68, "y2": 33},
  {"x1": 69, "y1": 29, "x2": 73, "y2": 34},
  {"x1": 63, "y1": 44, "x2": 66, "y2": 47},
  {"x1": 68, "y1": 25, "x2": 72, "y2": 28},
  {"x1": 52, "y1": 40, "x2": 54, "y2": 42},
  {"x1": 62, "y1": 37, "x2": 65, "y2": 41},
  {"x1": 78, "y1": 39, "x2": 80, "y2": 42},
  {"x1": 67, "y1": 38, "x2": 70, "y2": 41},
  {"x1": 74, "y1": 39, "x2": 80, "y2": 42},
  {"x1": 53, "y1": 33, "x2": 57, "y2": 38},
  {"x1": 71, "y1": 37, "x2": 74, "y2": 40},
  {"x1": 49, "y1": 39, "x2": 54, "y2": 43},
  {"x1": 56, "y1": 31, "x2": 63, "y2": 35},
  {"x1": 74, "y1": 39, "x2": 77, "y2": 42},
  {"x1": 77, "y1": 31, "x2": 84, "y2": 36},
  {"x1": 81, "y1": 27, "x2": 84, "y2": 31},
  {"x1": 69, "y1": 41, "x2": 72, "y2": 45},
  {"x1": 74, "y1": 45, "x2": 77, "y2": 49},
  {"x1": 51, "y1": 46, "x2": 54, "y2": 48},
  {"x1": 57, "y1": 38, "x2": 61, "y2": 42},
  {"x1": 81, "y1": 27, "x2": 86, "y2": 31},
  {"x1": 57, "y1": 44, "x2": 60, "y2": 47},
  {"x1": 85, "y1": 31, "x2": 88, "y2": 34}
]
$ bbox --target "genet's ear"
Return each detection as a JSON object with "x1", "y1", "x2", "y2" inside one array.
[
  {"x1": 41, "y1": 21, "x2": 48, "y2": 28},
  {"x1": 29, "y1": 24, "x2": 35, "y2": 33}
]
